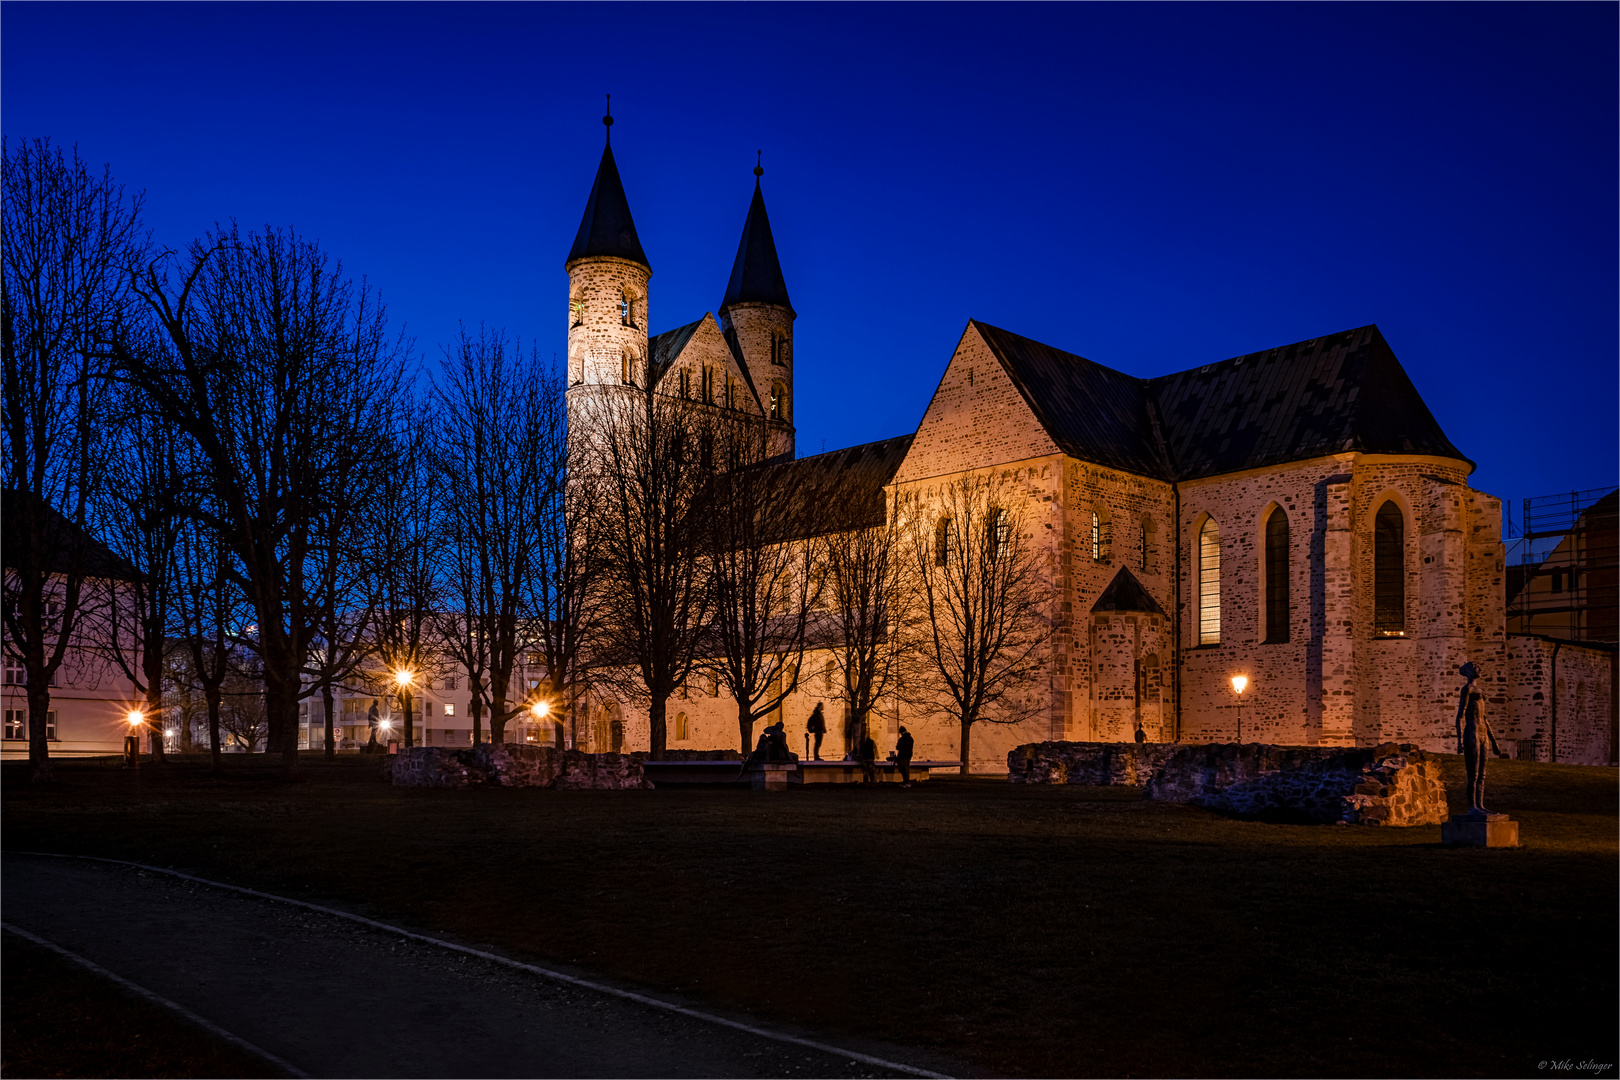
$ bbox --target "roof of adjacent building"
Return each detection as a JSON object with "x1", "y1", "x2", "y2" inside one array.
[
  {"x1": 974, "y1": 321, "x2": 1471, "y2": 482},
  {"x1": 1, "y1": 489, "x2": 141, "y2": 582},
  {"x1": 1090, "y1": 567, "x2": 1166, "y2": 615},
  {"x1": 566, "y1": 142, "x2": 650, "y2": 269},
  {"x1": 720, "y1": 180, "x2": 793, "y2": 314}
]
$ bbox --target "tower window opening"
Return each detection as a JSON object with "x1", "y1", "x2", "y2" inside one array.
[
  {"x1": 936, "y1": 517, "x2": 954, "y2": 566},
  {"x1": 769, "y1": 381, "x2": 785, "y2": 421},
  {"x1": 622, "y1": 351, "x2": 636, "y2": 386},
  {"x1": 570, "y1": 297, "x2": 584, "y2": 327},
  {"x1": 1198, "y1": 517, "x2": 1221, "y2": 645},
  {"x1": 1264, "y1": 508, "x2": 1290, "y2": 643},
  {"x1": 620, "y1": 293, "x2": 634, "y2": 327},
  {"x1": 1374, "y1": 500, "x2": 1406, "y2": 636}
]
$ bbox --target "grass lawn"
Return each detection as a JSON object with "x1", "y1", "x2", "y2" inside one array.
[{"x1": 3, "y1": 752, "x2": 1615, "y2": 1078}]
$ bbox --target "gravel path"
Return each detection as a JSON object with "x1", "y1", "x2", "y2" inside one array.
[{"x1": 2, "y1": 853, "x2": 954, "y2": 1079}]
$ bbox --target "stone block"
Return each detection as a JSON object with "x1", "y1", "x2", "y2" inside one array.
[{"x1": 1441, "y1": 815, "x2": 1520, "y2": 848}]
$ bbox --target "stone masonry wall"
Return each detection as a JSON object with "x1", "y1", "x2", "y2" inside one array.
[
  {"x1": 389, "y1": 744, "x2": 653, "y2": 789},
  {"x1": 1502, "y1": 636, "x2": 1615, "y2": 765},
  {"x1": 1007, "y1": 741, "x2": 1181, "y2": 786}
]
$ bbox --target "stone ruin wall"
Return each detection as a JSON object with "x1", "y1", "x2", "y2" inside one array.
[
  {"x1": 1009, "y1": 739, "x2": 1448, "y2": 826},
  {"x1": 1502, "y1": 637, "x2": 1615, "y2": 765},
  {"x1": 389, "y1": 744, "x2": 653, "y2": 789}
]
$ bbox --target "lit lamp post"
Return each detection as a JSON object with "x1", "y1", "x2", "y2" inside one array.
[
  {"x1": 124, "y1": 710, "x2": 144, "y2": 768},
  {"x1": 1231, "y1": 675, "x2": 1248, "y2": 743},
  {"x1": 530, "y1": 699, "x2": 551, "y2": 747},
  {"x1": 392, "y1": 668, "x2": 415, "y2": 748}
]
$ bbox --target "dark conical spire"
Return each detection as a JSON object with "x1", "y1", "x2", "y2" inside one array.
[
  {"x1": 720, "y1": 158, "x2": 791, "y2": 313},
  {"x1": 567, "y1": 122, "x2": 650, "y2": 269}
]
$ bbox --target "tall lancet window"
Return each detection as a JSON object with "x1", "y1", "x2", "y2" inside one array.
[
  {"x1": 1198, "y1": 517, "x2": 1221, "y2": 645},
  {"x1": 1090, "y1": 511, "x2": 1101, "y2": 561},
  {"x1": 621, "y1": 350, "x2": 636, "y2": 386},
  {"x1": 620, "y1": 292, "x2": 634, "y2": 327},
  {"x1": 1264, "y1": 509, "x2": 1290, "y2": 643},
  {"x1": 1374, "y1": 500, "x2": 1406, "y2": 636}
]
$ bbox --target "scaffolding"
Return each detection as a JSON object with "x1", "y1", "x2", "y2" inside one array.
[{"x1": 1506, "y1": 486, "x2": 1619, "y2": 644}]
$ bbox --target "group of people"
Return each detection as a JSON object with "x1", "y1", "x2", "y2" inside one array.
[{"x1": 769, "y1": 701, "x2": 914, "y2": 787}]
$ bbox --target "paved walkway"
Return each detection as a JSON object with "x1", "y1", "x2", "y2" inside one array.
[{"x1": 2, "y1": 853, "x2": 954, "y2": 1079}]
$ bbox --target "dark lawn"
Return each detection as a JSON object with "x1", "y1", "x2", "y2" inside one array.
[{"x1": 3, "y1": 753, "x2": 1615, "y2": 1079}]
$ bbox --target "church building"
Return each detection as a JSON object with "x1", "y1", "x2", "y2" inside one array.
[{"x1": 561, "y1": 126, "x2": 1615, "y2": 771}]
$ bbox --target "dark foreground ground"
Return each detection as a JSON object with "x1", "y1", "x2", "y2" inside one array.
[{"x1": 3, "y1": 753, "x2": 1616, "y2": 1079}]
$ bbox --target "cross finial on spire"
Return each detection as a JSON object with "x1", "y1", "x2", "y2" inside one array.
[
  {"x1": 754, "y1": 150, "x2": 763, "y2": 179},
  {"x1": 603, "y1": 94, "x2": 613, "y2": 143}
]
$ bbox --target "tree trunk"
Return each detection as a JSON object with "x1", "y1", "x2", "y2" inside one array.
[
  {"x1": 490, "y1": 693, "x2": 507, "y2": 744},
  {"x1": 403, "y1": 689, "x2": 414, "y2": 748},
  {"x1": 28, "y1": 683, "x2": 54, "y2": 784},
  {"x1": 207, "y1": 685, "x2": 224, "y2": 777},
  {"x1": 322, "y1": 684, "x2": 336, "y2": 759},
  {"x1": 959, "y1": 717, "x2": 972, "y2": 776},
  {"x1": 649, "y1": 694, "x2": 667, "y2": 759},
  {"x1": 471, "y1": 695, "x2": 483, "y2": 746},
  {"x1": 737, "y1": 701, "x2": 755, "y2": 758},
  {"x1": 145, "y1": 676, "x2": 165, "y2": 762}
]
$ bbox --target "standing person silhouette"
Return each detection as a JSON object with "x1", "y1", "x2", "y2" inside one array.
[
  {"x1": 806, "y1": 702, "x2": 827, "y2": 760},
  {"x1": 894, "y1": 725, "x2": 915, "y2": 787}
]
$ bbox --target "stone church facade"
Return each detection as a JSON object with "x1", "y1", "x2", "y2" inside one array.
[{"x1": 560, "y1": 133, "x2": 1614, "y2": 771}]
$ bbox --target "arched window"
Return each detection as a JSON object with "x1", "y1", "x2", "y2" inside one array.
[
  {"x1": 1264, "y1": 508, "x2": 1290, "y2": 643},
  {"x1": 1090, "y1": 511, "x2": 1101, "y2": 561},
  {"x1": 674, "y1": 712, "x2": 689, "y2": 742},
  {"x1": 678, "y1": 368, "x2": 690, "y2": 398},
  {"x1": 936, "y1": 517, "x2": 954, "y2": 566},
  {"x1": 620, "y1": 292, "x2": 634, "y2": 327},
  {"x1": 987, "y1": 508, "x2": 1010, "y2": 560},
  {"x1": 1198, "y1": 517, "x2": 1221, "y2": 645},
  {"x1": 769, "y1": 381, "x2": 786, "y2": 421},
  {"x1": 569, "y1": 296, "x2": 584, "y2": 327},
  {"x1": 1140, "y1": 515, "x2": 1155, "y2": 573},
  {"x1": 1374, "y1": 500, "x2": 1405, "y2": 636},
  {"x1": 770, "y1": 331, "x2": 788, "y2": 367}
]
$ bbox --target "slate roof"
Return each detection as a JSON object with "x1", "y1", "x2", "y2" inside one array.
[
  {"x1": 1, "y1": 489, "x2": 141, "y2": 582},
  {"x1": 648, "y1": 318, "x2": 703, "y2": 383},
  {"x1": 720, "y1": 180, "x2": 793, "y2": 314},
  {"x1": 566, "y1": 142, "x2": 650, "y2": 269},
  {"x1": 764, "y1": 434, "x2": 915, "y2": 537},
  {"x1": 974, "y1": 321, "x2": 1470, "y2": 482},
  {"x1": 1090, "y1": 567, "x2": 1166, "y2": 615}
]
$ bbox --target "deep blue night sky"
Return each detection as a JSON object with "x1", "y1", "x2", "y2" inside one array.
[{"x1": 5, "y1": 3, "x2": 1615, "y2": 520}]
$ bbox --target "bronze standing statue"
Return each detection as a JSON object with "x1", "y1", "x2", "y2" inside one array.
[{"x1": 1454, "y1": 661, "x2": 1504, "y2": 815}]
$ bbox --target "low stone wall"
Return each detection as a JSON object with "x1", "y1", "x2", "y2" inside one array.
[
  {"x1": 1007, "y1": 741, "x2": 1181, "y2": 786},
  {"x1": 1008, "y1": 740, "x2": 1448, "y2": 826},
  {"x1": 389, "y1": 745, "x2": 653, "y2": 790},
  {"x1": 654, "y1": 749, "x2": 744, "y2": 761},
  {"x1": 1145, "y1": 742, "x2": 1447, "y2": 826}
]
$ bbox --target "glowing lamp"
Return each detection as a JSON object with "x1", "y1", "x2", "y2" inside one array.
[
  {"x1": 393, "y1": 669, "x2": 414, "y2": 688},
  {"x1": 379, "y1": 718, "x2": 393, "y2": 731},
  {"x1": 530, "y1": 701, "x2": 550, "y2": 719},
  {"x1": 1231, "y1": 675, "x2": 1248, "y2": 696},
  {"x1": 126, "y1": 710, "x2": 144, "y2": 727}
]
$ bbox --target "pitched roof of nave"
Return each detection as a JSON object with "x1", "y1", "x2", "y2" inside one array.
[
  {"x1": 761, "y1": 433, "x2": 916, "y2": 537},
  {"x1": 973, "y1": 321, "x2": 1471, "y2": 482},
  {"x1": 1091, "y1": 567, "x2": 1167, "y2": 616},
  {"x1": 649, "y1": 318, "x2": 705, "y2": 375},
  {"x1": 719, "y1": 178, "x2": 793, "y2": 314},
  {"x1": 566, "y1": 142, "x2": 650, "y2": 269}
]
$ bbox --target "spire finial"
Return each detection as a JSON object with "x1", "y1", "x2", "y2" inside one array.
[
  {"x1": 603, "y1": 94, "x2": 613, "y2": 143},
  {"x1": 753, "y1": 150, "x2": 763, "y2": 179}
]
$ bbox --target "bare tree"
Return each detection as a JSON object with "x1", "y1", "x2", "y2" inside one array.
[
  {"x1": 703, "y1": 417, "x2": 820, "y2": 755},
  {"x1": 127, "y1": 224, "x2": 406, "y2": 774},
  {"x1": 170, "y1": 495, "x2": 243, "y2": 776},
  {"x1": 434, "y1": 326, "x2": 541, "y2": 744},
  {"x1": 371, "y1": 417, "x2": 441, "y2": 747},
  {"x1": 94, "y1": 373, "x2": 183, "y2": 760},
  {"x1": 907, "y1": 475, "x2": 1051, "y2": 774},
  {"x1": 525, "y1": 358, "x2": 605, "y2": 750},
  {"x1": 822, "y1": 485, "x2": 917, "y2": 757},
  {"x1": 2, "y1": 137, "x2": 145, "y2": 781},
  {"x1": 585, "y1": 379, "x2": 714, "y2": 759}
]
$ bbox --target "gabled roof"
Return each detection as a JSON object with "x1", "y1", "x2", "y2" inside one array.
[
  {"x1": 1, "y1": 489, "x2": 140, "y2": 582},
  {"x1": 974, "y1": 321, "x2": 1469, "y2": 482},
  {"x1": 720, "y1": 180, "x2": 793, "y2": 314},
  {"x1": 649, "y1": 318, "x2": 704, "y2": 381},
  {"x1": 566, "y1": 142, "x2": 650, "y2": 269},
  {"x1": 765, "y1": 434, "x2": 915, "y2": 537},
  {"x1": 1150, "y1": 325, "x2": 1469, "y2": 480},
  {"x1": 972, "y1": 321, "x2": 1171, "y2": 478},
  {"x1": 1091, "y1": 567, "x2": 1166, "y2": 615}
]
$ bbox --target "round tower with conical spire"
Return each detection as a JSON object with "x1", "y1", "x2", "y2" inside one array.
[
  {"x1": 566, "y1": 99, "x2": 652, "y2": 400},
  {"x1": 718, "y1": 154, "x2": 796, "y2": 457}
]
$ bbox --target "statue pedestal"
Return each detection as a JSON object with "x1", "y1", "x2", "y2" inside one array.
[
  {"x1": 1441, "y1": 812, "x2": 1519, "y2": 848},
  {"x1": 749, "y1": 763, "x2": 797, "y2": 791}
]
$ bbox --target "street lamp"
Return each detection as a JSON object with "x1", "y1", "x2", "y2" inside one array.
[
  {"x1": 124, "y1": 710, "x2": 143, "y2": 768},
  {"x1": 1231, "y1": 675, "x2": 1249, "y2": 743}
]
